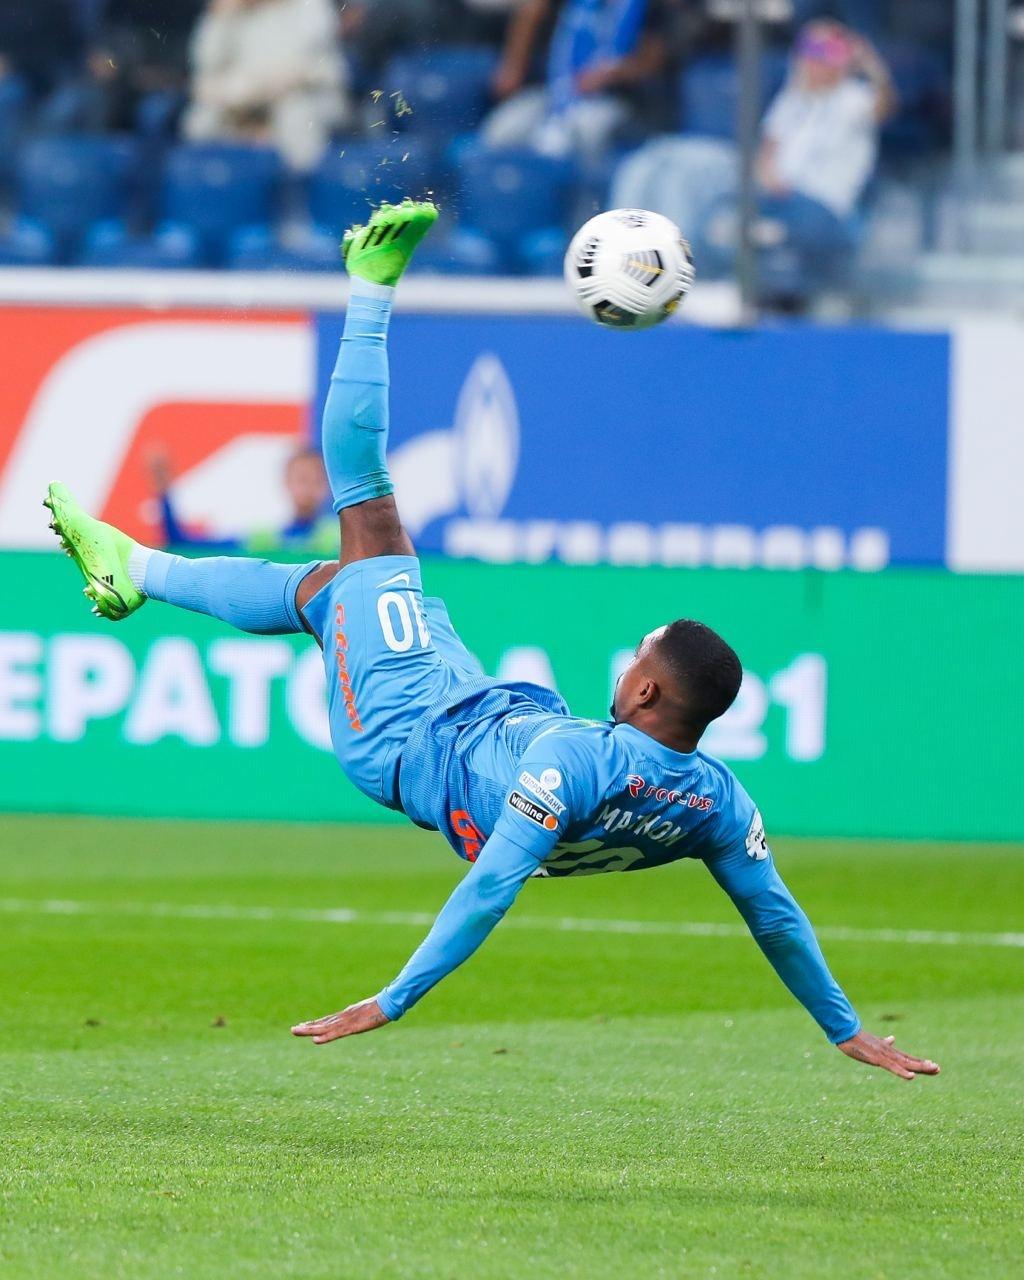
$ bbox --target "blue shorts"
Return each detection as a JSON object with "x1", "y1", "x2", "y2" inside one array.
[{"x1": 300, "y1": 555, "x2": 493, "y2": 809}]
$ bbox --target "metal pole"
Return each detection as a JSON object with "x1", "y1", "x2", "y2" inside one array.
[
  {"x1": 735, "y1": 0, "x2": 761, "y2": 318},
  {"x1": 984, "y1": 0, "x2": 1009, "y2": 153},
  {"x1": 953, "y1": 0, "x2": 979, "y2": 177}
]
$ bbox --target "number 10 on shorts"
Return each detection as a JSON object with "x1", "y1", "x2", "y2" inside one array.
[{"x1": 378, "y1": 591, "x2": 431, "y2": 653}]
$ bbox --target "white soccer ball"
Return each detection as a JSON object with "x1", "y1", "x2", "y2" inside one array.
[{"x1": 564, "y1": 208, "x2": 695, "y2": 331}]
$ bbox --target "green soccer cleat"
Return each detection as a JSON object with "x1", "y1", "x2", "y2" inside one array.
[
  {"x1": 342, "y1": 198, "x2": 439, "y2": 287},
  {"x1": 43, "y1": 482, "x2": 145, "y2": 622}
]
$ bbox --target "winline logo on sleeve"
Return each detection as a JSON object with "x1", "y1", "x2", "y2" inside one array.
[{"x1": 507, "y1": 790, "x2": 559, "y2": 831}]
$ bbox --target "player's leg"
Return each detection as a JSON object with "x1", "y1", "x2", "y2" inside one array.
[
  {"x1": 44, "y1": 480, "x2": 325, "y2": 633},
  {"x1": 315, "y1": 198, "x2": 437, "y2": 568},
  {"x1": 43, "y1": 200, "x2": 437, "y2": 633}
]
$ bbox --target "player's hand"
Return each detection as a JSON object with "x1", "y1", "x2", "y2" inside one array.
[
  {"x1": 291, "y1": 997, "x2": 389, "y2": 1045},
  {"x1": 837, "y1": 1030, "x2": 939, "y2": 1080}
]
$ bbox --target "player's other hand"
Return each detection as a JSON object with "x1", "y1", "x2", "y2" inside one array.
[
  {"x1": 837, "y1": 1030, "x2": 939, "y2": 1080},
  {"x1": 291, "y1": 997, "x2": 389, "y2": 1045}
]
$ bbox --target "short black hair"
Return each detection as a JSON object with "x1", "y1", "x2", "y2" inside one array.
[{"x1": 655, "y1": 619, "x2": 743, "y2": 730}]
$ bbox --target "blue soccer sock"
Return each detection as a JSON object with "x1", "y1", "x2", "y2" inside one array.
[
  {"x1": 128, "y1": 547, "x2": 315, "y2": 635},
  {"x1": 321, "y1": 277, "x2": 396, "y2": 512}
]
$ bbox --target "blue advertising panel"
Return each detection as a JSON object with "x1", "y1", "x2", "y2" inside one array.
[{"x1": 314, "y1": 314, "x2": 950, "y2": 570}]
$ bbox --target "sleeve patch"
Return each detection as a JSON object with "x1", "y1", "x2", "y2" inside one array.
[
  {"x1": 518, "y1": 770, "x2": 566, "y2": 815},
  {"x1": 508, "y1": 790, "x2": 559, "y2": 831},
  {"x1": 745, "y1": 809, "x2": 769, "y2": 860}
]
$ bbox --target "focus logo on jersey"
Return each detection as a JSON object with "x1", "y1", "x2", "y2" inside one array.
[
  {"x1": 508, "y1": 790, "x2": 559, "y2": 831},
  {"x1": 518, "y1": 771, "x2": 566, "y2": 815},
  {"x1": 746, "y1": 809, "x2": 769, "y2": 860}
]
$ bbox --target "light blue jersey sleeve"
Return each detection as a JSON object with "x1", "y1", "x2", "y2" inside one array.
[
  {"x1": 703, "y1": 802, "x2": 861, "y2": 1044},
  {"x1": 376, "y1": 729, "x2": 599, "y2": 1021}
]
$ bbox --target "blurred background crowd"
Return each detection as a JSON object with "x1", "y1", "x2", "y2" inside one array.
[{"x1": 0, "y1": 1, "x2": 1005, "y2": 313}]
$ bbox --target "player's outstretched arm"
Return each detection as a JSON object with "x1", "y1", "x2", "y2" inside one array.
[
  {"x1": 706, "y1": 846, "x2": 940, "y2": 1080},
  {"x1": 291, "y1": 833, "x2": 541, "y2": 1046}
]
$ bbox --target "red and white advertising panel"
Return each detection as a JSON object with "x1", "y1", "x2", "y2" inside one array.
[{"x1": 0, "y1": 307, "x2": 313, "y2": 549}]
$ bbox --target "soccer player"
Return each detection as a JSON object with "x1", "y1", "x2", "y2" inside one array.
[{"x1": 45, "y1": 199, "x2": 938, "y2": 1081}]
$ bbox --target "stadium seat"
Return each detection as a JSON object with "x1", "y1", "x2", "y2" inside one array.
[
  {"x1": 456, "y1": 148, "x2": 574, "y2": 253},
  {"x1": 678, "y1": 51, "x2": 788, "y2": 140},
  {"x1": 15, "y1": 134, "x2": 140, "y2": 257},
  {"x1": 406, "y1": 227, "x2": 506, "y2": 275},
  {"x1": 0, "y1": 216, "x2": 57, "y2": 266},
  {"x1": 77, "y1": 219, "x2": 202, "y2": 269},
  {"x1": 159, "y1": 143, "x2": 283, "y2": 263},
  {"x1": 135, "y1": 89, "x2": 187, "y2": 143},
  {"x1": 307, "y1": 141, "x2": 434, "y2": 236},
  {"x1": 226, "y1": 225, "x2": 342, "y2": 272},
  {"x1": 518, "y1": 227, "x2": 568, "y2": 277},
  {"x1": 382, "y1": 46, "x2": 498, "y2": 136},
  {"x1": 877, "y1": 41, "x2": 950, "y2": 155},
  {"x1": 0, "y1": 74, "x2": 30, "y2": 188}
]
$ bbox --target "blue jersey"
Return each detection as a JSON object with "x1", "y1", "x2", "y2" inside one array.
[
  {"x1": 302, "y1": 555, "x2": 860, "y2": 1046},
  {"x1": 400, "y1": 705, "x2": 761, "y2": 878}
]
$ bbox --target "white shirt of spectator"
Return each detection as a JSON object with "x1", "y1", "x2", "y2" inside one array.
[{"x1": 763, "y1": 78, "x2": 877, "y2": 219}]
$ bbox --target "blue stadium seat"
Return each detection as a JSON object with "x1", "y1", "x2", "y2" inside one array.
[
  {"x1": 307, "y1": 141, "x2": 433, "y2": 235},
  {"x1": 0, "y1": 217, "x2": 57, "y2": 266},
  {"x1": 518, "y1": 227, "x2": 568, "y2": 277},
  {"x1": 456, "y1": 148, "x2": 574, "y2": 251},
  {"x1": 78, "y1": 219, "x2": 201, "y2": 269},
  {"x1": 0, "y1": 74, "x2": 30, "y2": 188},
  {"x1": 877, "y1": 41, "x2": 950, "y2": 155},
  {"x1": 15, "y1": 134, "x2": 140, "y2": 256},
  {"x1": 135, "y1": 89, "x2": 186, "y2": 143},
  {"x1": 226, "y1": 225, "x2": 342, "y2": 272},
  {"x1": 678, "y1": 51, "x2": 788, "y2": 140},
  {"x1": 159, "y1": 143, "x2": 283, "y2": 262},
  {"x1": 407, "y1": 228, "x2": 505, "y2": 275},
  {"x1": 382, "y1": 46, "x2": 497, "y2": 136}
]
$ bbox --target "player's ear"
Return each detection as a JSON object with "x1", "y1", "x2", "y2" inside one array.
[{"x1": 637, "y1": 677, "x2": 659, "y2": 707}]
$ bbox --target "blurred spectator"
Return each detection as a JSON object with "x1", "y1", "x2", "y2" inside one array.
[
  {"x1": 148, "y1": 442, "x2": 337, "y2": 554},
  {"x1": 0, "y1": 1, "x2": 80, "y2": 98},
  {"x1": 183, "y1": 0, "x2": 348, "y2": 172},
  {"x1": 483, "y1": 0, "x2": 668, "y2": 161},
  {"x1": 47, "y1": 0, "x2": 205, "y2": 133},
  {"x1": 751, "y1": 21, "x2": 895, "y2": 291}
]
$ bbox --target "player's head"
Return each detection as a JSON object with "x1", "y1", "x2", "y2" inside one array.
[
  {"x1": 285, "y1": 445, "x2": 329, "y2": 519},
  {"x1": 611, "y1": 620, "x2": 742, "y2": 749}
]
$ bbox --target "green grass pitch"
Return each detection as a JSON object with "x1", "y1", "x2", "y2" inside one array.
[{"x1": 0, "y1": 813, "x2": 1021, "y2": 1279}]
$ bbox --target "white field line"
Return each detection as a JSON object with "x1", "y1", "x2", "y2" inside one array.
[{"x1": 0, "y1": 897, "x2": 1022, "y2": 949}]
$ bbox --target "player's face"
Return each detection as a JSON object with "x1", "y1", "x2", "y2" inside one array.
[{"x1": 611, "y1": 625, "x2": 667, "y2": 721}]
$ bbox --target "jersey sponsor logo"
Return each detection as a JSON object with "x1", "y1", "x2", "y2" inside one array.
[
  {"x1": 539, "y1": 768, "x2": 561, "y2": 790},
  {"x1": 450, "y1": 809, "x2": 484, "y2": 862},
  {"x1": 746, "y1": 809, "x2": 769, "y2": 860},
  {"x1": 625, "y1": 774, "x2": 713, "y2": 811},
  {"x1": 333, "y1": 603, "x2": 364, "y2": 733},
  {"x1": 518, "y1": 771, "x2": 566, "y2": 815},
  {"x1": 376, "y1": 571, "x2": 412, "y2": 589},
  {"x1": 507, "y1": 790, "x2": 559, "y2": 831}
]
